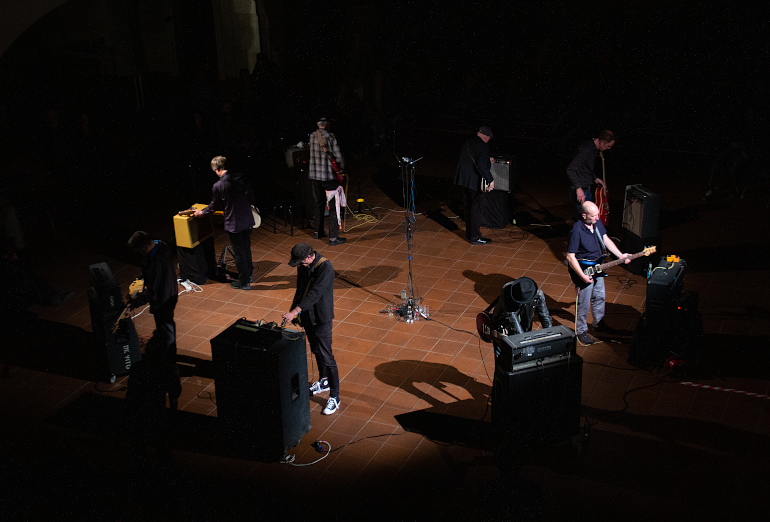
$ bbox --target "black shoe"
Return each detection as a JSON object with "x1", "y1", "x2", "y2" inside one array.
[
  {"x1": 470, "y1": 238, "x2": 491, "y2": 245},
  {"x1": 329, "y1": 237, "x2": 347, "y2": 246},
  {"x1": 230, "y1": 281, "x2": 251, "y2": 290},
  {"x1": 314, "y1": 232, "x2": 327, "y2": 240},
  {"x1": 577, "y1": 332, "x2": 595, "y2": 345}
]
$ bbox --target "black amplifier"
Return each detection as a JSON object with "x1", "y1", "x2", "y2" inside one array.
[
  {"x1": 646, "y1": 256, "x2": 686, "y2": 327},
  {"x1": 497, "y1": 325, "x2": 576, "y2": 372}
]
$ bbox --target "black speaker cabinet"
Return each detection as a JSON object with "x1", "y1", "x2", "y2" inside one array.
[
  {"x1": 646, "y1": 257, "x2": 686, "y2": 328},
  {"x1": 87, "y1": 263, "x2": 141, "y2": 382},
  {"x1": 492, "y1": 352, "x2": 582, "y2": 443},
  {"x1": 211, "y1": 319, "x2": 311, "y2": 462},
  {"x1": 622, "y1": 184, "x2": 660, "y2": 238},
  {"x1": 177, "y1": 236, "x2": 217, "y2": 284},
  {"x1": 88, "y1": 262, "x2": 124, "y2": 313}
]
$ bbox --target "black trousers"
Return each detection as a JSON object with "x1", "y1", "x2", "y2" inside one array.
[
  {"x1": 462, "y1": 187, "x2": 484, "y2": 241},
  {"x1": 311, "y1": 179, "x2": 340, "y2": 240},
  {"x1": 304, "y1": 319, "x2": 339, "y2": 400},
  {"x1": 228, "y1": 228, "x2": 253, "y2": 285}
]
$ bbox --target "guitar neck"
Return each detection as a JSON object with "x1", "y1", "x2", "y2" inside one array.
[{"x1": 597, "y1": 250, "x2": 645, "y2": 271}]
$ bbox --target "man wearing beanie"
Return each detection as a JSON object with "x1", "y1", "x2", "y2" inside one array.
[{"x1": 282, "y1": 242, "x2": 341, "y2": 415}]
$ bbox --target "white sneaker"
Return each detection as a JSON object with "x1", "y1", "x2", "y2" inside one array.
[
  {"x1": 309, "y1": 379, "x2": 330, "y2": 395},
  {"x1": 322, "y1": 397, "x2": 340, "y2": 415}
]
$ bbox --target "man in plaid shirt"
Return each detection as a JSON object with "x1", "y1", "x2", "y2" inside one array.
[{"x1": 308, "y1": 117, "x2": 347, "y2": 246}]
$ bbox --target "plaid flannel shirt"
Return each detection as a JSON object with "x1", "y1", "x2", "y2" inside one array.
[{"x1": 308, "y1": 128, "x2": 344, "y2": 181}]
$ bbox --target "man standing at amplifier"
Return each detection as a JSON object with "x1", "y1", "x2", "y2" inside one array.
[
  {"x1": 282, "y1": 242, "x2": 340, "y2": 415},
  {"x1": 194, "y1": 156, "x2": 255, "y2": 290},
  {"x1": 566, "y1": 130, "x2": 615, "y2": 221},
  {"x1": 309, "y1": 117, "x2": 347, "y2": 246},
  {"x1": 566, "y1": 201, "x2": 629, "y2": 345},
  {"x1": 127, "y1": 231, "x2": 179, "y2": 360},
  {"x1": 454, "y1": 125, "x2": 495, "y2": 245}
]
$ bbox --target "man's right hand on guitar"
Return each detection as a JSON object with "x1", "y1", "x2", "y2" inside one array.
[{"x1": 486, "y1": 180, "x2": 495, "y2": 192}]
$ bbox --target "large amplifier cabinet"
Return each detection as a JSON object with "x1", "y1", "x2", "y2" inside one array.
[
  {"x1": 492, "y1": 352, "x2": 583, "y2": 442},
  {"x1": 646, "y1": 257, "x2": 687, "y2": 327},
  {"x1": 211, "y1": 319, "x2": 311, "y2": 462},
  {"x1": 622, "y1": 184, "x2": 660, "y2": 238},
  {"x1": 490, "y1": 155, "x2": 516, "y2": 193},
  {"x1": 87, "y1": 263, "x2": 141, "y2": 382},
  {"x1": 496, "y1": 325, "x2": 576, "y2": 372},
  {"x1": 173, "y1": 203, "x2": 213, "y2": 249}
]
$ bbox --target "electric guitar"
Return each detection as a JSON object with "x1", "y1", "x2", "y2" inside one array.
[
  {"x1": 595, "y1": 151, "x2": 609, "y2": 223},
  {"x1": 568, "y1": 246, "x2": 657, "y2": 289},
  {"x1": 113, "y1": 279, "x2": 145, "y2": 333},
  {"x1": 476, "y1": 311, "x2": 509, "y2": 343}
]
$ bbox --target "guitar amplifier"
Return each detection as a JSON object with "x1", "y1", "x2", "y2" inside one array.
[
  {"x1": 492, "y1": 351, "x2": 582, "y2": 442},
  {"x1": 174, "y1": 203, "x2": 214, "y2": 249},
  {"x1": 622, "y1": 185, "x2": 660, "y2": 238},
  {"x1": 212, "y1": 319, "x2": 311, "y2": 462},
  {"x1": 88, "y1": 262, "x2": 124, "y2": 313},
  {"x1": 87, "y1": 262, "x2": 141, "y2": 382},
  {"x1": 490, "y1": 155, "x2": 516, "y2": 192},
  {"x1": 645, "y1": 256, "x2": 687, "y2": 328},
  {"x1": 497, "y1": 325, "x2": 576, "y2": 372},
  {"x1": 285, "y1": 146, "x2": 310, "y2": 169}
]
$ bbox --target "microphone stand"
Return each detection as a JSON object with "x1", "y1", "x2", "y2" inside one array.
[{"x1": 394, "y1": 154, "x2": 424, "y2": 323}]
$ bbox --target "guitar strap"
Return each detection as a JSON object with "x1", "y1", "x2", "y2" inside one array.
[
  {"x1": 300, "y1": 257, "x2": 327, "y2": 303},
  {"x1": 594, "y1": 226, "x2": 607, "y2": 254},
  {"x1": 316, "y1": 130, "x2": 334, "y2": 161}
]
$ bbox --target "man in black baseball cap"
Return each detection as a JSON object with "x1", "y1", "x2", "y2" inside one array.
[{"x1": 283, "y1": 243, "x2": 341, "y2": 415}]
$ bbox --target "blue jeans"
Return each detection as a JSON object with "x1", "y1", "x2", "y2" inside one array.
[{"x1": 576, "y1": 276, "x2": 604, "y2": 335}]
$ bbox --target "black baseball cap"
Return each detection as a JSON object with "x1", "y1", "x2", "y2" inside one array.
[{"x1": 289, "y1": 243, "x2": 313, "y2": 266}]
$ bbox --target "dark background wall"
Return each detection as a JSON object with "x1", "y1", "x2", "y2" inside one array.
[{"x1": 0, "y1": 0, "x2": 768, "y2": 228}]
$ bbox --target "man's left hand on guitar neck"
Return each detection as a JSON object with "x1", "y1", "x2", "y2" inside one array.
[{"x1": 595, "y1": 177, "x2": 607, "y2": 193}]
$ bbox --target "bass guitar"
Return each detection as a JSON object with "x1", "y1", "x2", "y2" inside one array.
[
  {"x1": 568, "y1": 246, "x2": 656, "y2": 289},
  {"x1": 595, "y1": 151, "x2": 609, "y2": 223}
]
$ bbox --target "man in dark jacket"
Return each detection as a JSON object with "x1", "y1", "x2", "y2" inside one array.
[
  {"x1": 490, "y1": 277, "x2": 553, "y2": 360},
  {"x1": 127, "y1": 231, "x2": 179, "y2": 359},
  {"x1": 454, "y1": 125, "x2": 495, "y2": 244},
  {"x1": 282, "y1": 242, "x2": 340, "y2": 415},
  {"x1": 194, "y1": 155, "x2": 255, "y2": 289},
  {"x1": 566, "y1": 130, "x2": 615, "y2": 221}
]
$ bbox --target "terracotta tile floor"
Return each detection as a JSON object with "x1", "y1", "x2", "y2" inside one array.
[{"x1": 2, "y1": 151, "x2": 770, "y2": 521}]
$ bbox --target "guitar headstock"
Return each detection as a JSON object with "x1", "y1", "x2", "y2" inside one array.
[
  {"x1": 129, "y1": 279, "x2": 144, "y2": 296},
  {"x1": 642, "y1": 246, "x2": 657, "y2": 256}
]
